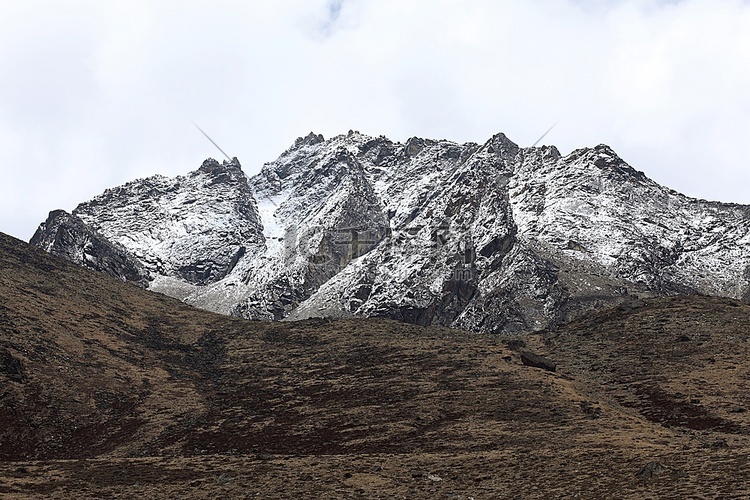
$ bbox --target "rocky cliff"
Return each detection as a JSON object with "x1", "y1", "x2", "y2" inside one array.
[{"x1": 31, "y1": 131, "x2": 750, "y2": 333}]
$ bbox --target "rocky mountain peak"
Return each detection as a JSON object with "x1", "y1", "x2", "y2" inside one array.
[
  {"x1": 30, "y1": 209, "x2": 149, "y2": 287},
  {"x1": 30, "y1": 130, "x2": 750, "y2": 333},
  {"x1": 486, "y1": 131, "x2": 520, "y2": 158},
  {"x1": 567, "y1": 144, "x2": 649, "y2": 184},
  {"x1": 195, "y1": 157, "x2": 246, "y2": 187},
  {"x1": 404, "y1": 136, "x2": 428, "y2": 157},
  {"x1": 198, "y1": 156, "x2": 242, "y2": 172},
  {"x1": 41, "y1": 158, "x2": 267, "y2": 292},
  {"x1": 291, "y1": 132, "x2": 325, "y2": 150}
]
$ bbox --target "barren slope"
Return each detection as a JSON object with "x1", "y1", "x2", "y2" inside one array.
[{"x1": 2, "y1": 232, "x2": 750, "y2": 498}]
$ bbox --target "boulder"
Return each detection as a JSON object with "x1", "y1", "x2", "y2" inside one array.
[{"x1": 520, "y1": 351, "x2": 557, "y2": 372}]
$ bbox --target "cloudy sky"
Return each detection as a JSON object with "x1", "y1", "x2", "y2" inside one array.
[{"x1": 2, "y1": 0, "x2": 749, "y2": 240}]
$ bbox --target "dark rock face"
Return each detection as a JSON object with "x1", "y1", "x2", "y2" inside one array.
[
  {"x1": 30, "y1": 210, "x2": 148, "y2": 287},
  {"x1": 520, "y1": 352, "x2": 557, "y2": 372},
  {"x1": 636, "y1": 461, "x2": 668, "y2": 479},
  {"x1": 29, "y1": 131, "x2": 750, "y2": 333},
  {"x1": 0, "y1": 348, "x2": 27, "y2": 383}
]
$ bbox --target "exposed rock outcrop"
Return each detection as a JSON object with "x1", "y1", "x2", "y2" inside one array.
[
  {"x1": 30, "y1": 210, "x2": 148, "y2": 287},
  {"x1": 31, "y1": 132, "x2": 750, "y2": 333}
]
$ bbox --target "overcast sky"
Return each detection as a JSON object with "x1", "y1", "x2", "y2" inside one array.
[{"x1": 2, "y1": 0, "x2": 750, "y2": 240}]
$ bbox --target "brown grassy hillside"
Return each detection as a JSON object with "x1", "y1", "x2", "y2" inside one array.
[{"x1": 1, "y1": 232, "x2": 750, "y2": 498}]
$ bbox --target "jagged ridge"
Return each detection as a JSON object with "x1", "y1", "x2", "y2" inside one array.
[{"x1": 31, "y1": 131, "x2": 750, "y2": 333}]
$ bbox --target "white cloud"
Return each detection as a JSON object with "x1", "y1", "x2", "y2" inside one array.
[{"x1": 1, "y1": 0, "x2": 750, "y2": 240}]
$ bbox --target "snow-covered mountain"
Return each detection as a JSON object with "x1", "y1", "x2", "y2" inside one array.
[{"x1": 31, "y1": 131, "x2": 750, "y2": 333}]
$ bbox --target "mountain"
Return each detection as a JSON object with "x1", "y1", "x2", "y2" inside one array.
[
  {"x1": 30, "y1": 209, "x2": 149, "y2": 287},
  {"x1": 4, "y1": 231, "x2": 750, "y2": 498},
  {"x1": 31, "y1": 131, "x2": 750, "y2": 333}
]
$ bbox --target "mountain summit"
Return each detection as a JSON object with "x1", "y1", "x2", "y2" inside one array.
[{"x1": 31, "y1": 131, "x2": 750, "y2": 333}]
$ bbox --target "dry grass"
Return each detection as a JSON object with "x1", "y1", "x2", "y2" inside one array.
[{"x1": 2, "y1": 233, "x2": 750, "y2": 498}]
